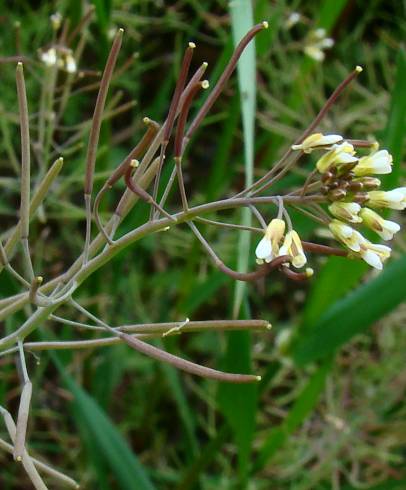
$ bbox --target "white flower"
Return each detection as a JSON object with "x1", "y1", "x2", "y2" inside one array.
[
  {"x1": 279, "y1": 230, "x2": 307, "y2": 268},
  {"x1": 50, "y1": 12, "x2": 62, "y2": 30},
  {"x1": 255, "y1": 219, "x2": 285, "y2": 264},
  {"x1": 353, "y1": 149, "x2": 393, "y2": 176},
  {"x1": 40, "y1": 48, "x2": 57, "y2": 67},
  {"x1": 367, "y1": 188, "x2": 406, "y2": 210},
  {"x1": 329, "y1": 219, "x2": 365, "y2": 252},
  {"x1": 359, "y1": 208, "x2": 401, "y2": 240},
  {"x1": 286, "y1": 12, "x2": 301, "y2": 29},
  {"x1": 65, "y1": 53, "x2": 77, "y2": 73},
  {"x1": 304, "y1": 45, "x2": 326, "y2": 62},
  {"x1": 359, "y1": 242, "x2": 391, "y2": 270},
  {"x1": 292, "y1": 133, "x2": 343, "y2": 153},
  {"x1": 316, "y1": 141, "x2": 357, "y2": 173},
  {"x1": 329, "y1": 202, "x2": 362, "y2": 223}
]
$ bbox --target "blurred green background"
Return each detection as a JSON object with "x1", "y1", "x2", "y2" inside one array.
[{"x1": 0, "y1": 1, "x2": 405, "y2": 489}]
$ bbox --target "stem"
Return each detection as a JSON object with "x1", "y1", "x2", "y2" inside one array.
[
  {"x1": 16, "y1": 62, "x2": 34, "y2": 279},
  {"x1": 184, "y1": 22, "x2": 268, "y2": 143},
  {"x1": 14, "y1": 340, "x2": 32, "y2": 461},
  {"x1": 151, "y1": 42, "x2": 196, "y2": 218},
  {"x1": 83, "y1": 28, "x2": 123, "y2": 263},
  {"x1": 237, "y1": 66, "x2": 363, "y2": 197},
  {"x1": 189, "y1": 221, "x2": 291, "y2": 282}
]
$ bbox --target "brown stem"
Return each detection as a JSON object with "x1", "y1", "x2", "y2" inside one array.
[
  {"x1": 238, "y1": 66, "x2": 363, "y2": 198},
  {"x1": 120, "y1": 332, "x2": 260, "y2": 383},
  {"x1": 280, "y1": 266, "x2": 309, "y2": 281},
  {"x1": 189, "y1": 221, "x2": 291, "y2": 281},
  {"x1": 66, "y1": 5, "x2": 95, "y2": 45},
  {"x1": 93, "y1": 118, "x2": 160, "y2": 243},
  {"x1": 184, "y1": 22, "x2": 268, "y2": 143},
  {"x1": 151, "y1": 42, "x2": 196, "y2": 218},
  {"x1": 124, "y1": 162, "x2": 175, "y2": 221},
  {"x1": 302, "y1": 241, "x2": 347, "y2": 256}
]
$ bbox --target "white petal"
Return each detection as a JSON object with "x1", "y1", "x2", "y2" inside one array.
[
  {"x1": 292, "y1": 253, "x2": 307, "y2": 268},
  {"x1": 362, "y1": 251, "x2": 383, "y2": 270},
  {"x1": 321, "y1": 134, "x2": 343, "y2": 145},
  {"x1": 255, "y1": 237, "x2": 272, "y2": 260}
]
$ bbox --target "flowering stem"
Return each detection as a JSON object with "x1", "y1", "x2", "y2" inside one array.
[
  {"x1": 237, "y1": 66, "x2": 363, "y2": 198},
  {"x1": 188, "y1": 221, "x2": 291, "y2": 281}
]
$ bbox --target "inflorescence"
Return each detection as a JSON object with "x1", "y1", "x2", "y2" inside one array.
[{"x1": 255, "y1": 133, "x2": 405, "y2": 271}]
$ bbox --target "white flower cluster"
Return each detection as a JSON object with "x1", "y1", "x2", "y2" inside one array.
[
  {"x1": 39, "y1": 47, "x2": 77, "y2": 73},
  {"x1": 303, "y1": 28, "x2": 334, "y2": 62},
  {"x1": 293, "y1": 133, "x2": 405, "y2": 270}
]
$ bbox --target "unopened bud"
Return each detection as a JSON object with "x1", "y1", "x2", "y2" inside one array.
[{"x1": 328, "y1": 189, "x2": 347, "y2": 201}]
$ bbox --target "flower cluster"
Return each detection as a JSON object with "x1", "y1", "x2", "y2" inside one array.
[
  {"x1": 294, "y1": 133, "x2": 405, "y2": 270},
  {"x1": 303, "y1": 28, "x2": 334, "y2": 62},
  {"x1": 255, "y1": 219, "x2": 310, "y2": 271},
  {"x1": 39, "y1": 47, "x2": 77, "y2": 73}
]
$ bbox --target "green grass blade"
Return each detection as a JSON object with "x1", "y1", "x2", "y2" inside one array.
[
  {"x1": 52, "y1": 353, "x2": 156, "y2": 490},
  {"x1": 381, "y1": 47, "x2": 406, "y2": 187},
  {"x1": 292, "y1": 255, "x2": 406, "y2": 366},
  {"x1": 217, "y1": 2, "x2": 258, "y2": 485},
  {"x1": 254, "y1": 361, "x2": 331, "y2": 472},
  {"x1": 231, "y1": 0, "x2": 257, "y2": 317}
]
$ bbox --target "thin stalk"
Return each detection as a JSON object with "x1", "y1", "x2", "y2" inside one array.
[
  {"x1": 0, "y1": 157, "x2": 64, "y2": 276},
  {"x1": 151, "y1": 42, "x2": 196, "y2": 219},
  {"x1": 189, "y1": 221, "x2": 291, "y2": 281},
  {"x1": 184, "y1": 22, "x2": 268, "y2": 144},
  {"x1": 69, "y1": 299, "x2": 260, "y2": 383},
  {"x1": 50, "y1": 315, "x2": 270, "y2": 334},
  {"x1": 83, "y1": 28, "x2": 123, "y2": 264},
  {"x1": 124, "y1": 161, "x2": 175, "y2": 221},
  {"x1": 0, "y1": 407, "x2": 48, "y2": 490},
  {"x1": 237, "y1": 66, "x2": 363, "y2": 197},
  {"x1": 14, "y1": 340, "x2": 32, "y2": 461},
  {"x1": 0, "y1": 437, "x2": 79, "y2": 488},
  {"x1": 16, "y1": 62, "x2": 34, "y2": 279},
  {"x1": 195, "y1": 216, "x2": 263, "y2": 234},
  {"x1": 94, "y1": 117, "x2": 160, "y2": 242}
]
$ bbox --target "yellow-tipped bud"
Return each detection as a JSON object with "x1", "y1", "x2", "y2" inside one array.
[{"x1": 305, "y1": 268, "x2": 314, "y2": 278}]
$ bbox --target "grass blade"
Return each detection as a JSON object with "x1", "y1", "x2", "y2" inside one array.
[
  {"x1": 254, "y1": 361, "x2": 331, "y2": 472},
  {"x1": 52, "y1": 353, "x2": 156, "y2": 490},
  {"x1": 217, "y1": 2, "x2": 258, "y2": 485},
  {"x1": 292, "y1": 255, "x2": 406, "y2": 366}
]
